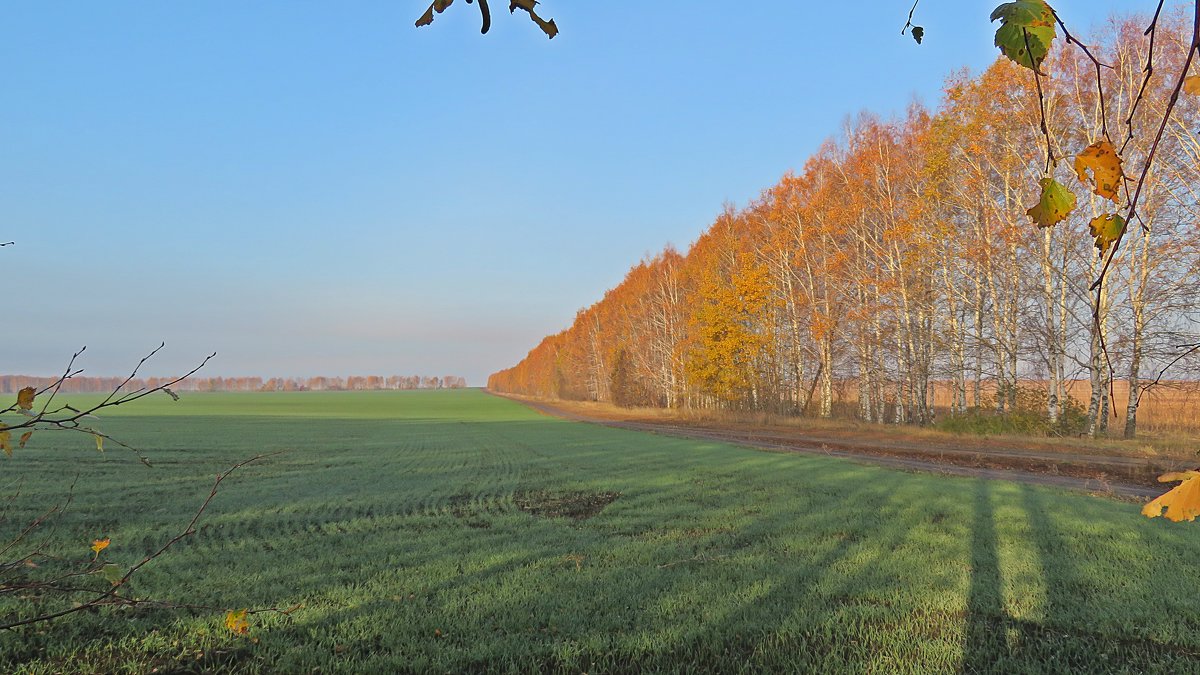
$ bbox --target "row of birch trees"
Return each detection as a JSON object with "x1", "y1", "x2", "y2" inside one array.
[{"x1": 489, "y1": 14, "x2": 1200, "y2": 438}]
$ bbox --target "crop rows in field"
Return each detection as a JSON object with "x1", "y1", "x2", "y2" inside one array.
[{"x1": 2, "y1": 390, "x2": 1199, "y2": 673}]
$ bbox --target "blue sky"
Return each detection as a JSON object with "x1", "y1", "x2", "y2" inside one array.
[{"x1": 2, "y1": 1, "x2": 1147, "y2": 384}]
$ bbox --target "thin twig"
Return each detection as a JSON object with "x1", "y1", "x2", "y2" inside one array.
[
  {"x1": 1121, "y1": 0, "x2": 1167, "y2": 155},
  {"x1": 901, "y1": 0, "x2": 920, "y2": 35},
  {"x1": 1136, "y1": 342, "x2": 1200, "y2": 408},
  {"x1": 1023, "y1": 27, "x2": 1054, "y2": 173},
  {"x1": 0, "y1": 453, "x2": 279, "y2": 630}
]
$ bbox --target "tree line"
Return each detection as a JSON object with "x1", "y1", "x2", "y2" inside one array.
[
  {"x1": 489, "y1": 12, "x2": 1200, "y2": 439},
  {"x1": 0, "y1": 374, "x2": 468, "y2": 394}
]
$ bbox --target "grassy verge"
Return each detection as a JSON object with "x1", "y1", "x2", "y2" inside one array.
[
  {"x1": 524, "y1": 395, "x2": 1200, "y2": 462},
  {"x1": 2, "y1": 390, "x2": 1198, "y2": 673}
]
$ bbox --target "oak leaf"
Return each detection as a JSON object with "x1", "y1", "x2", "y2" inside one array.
[
  {"x1": 1088, "y1": 213, "x2": 1126, "y2": 255},
  {"x1": 1074, "y1": 140, "x2": 1125, "y2": 202},
  {"x1": 1026, "y1": 178, "x2": 1076, "y2": 228},
  {"x1": 990, "y1": 0, "x2": 1056, "y2": 73},
  {"x1": 226, "y1": 609, "x2": 250, "y2": 635},
  {"x1": 1143, "y1": 471, "x2": 1200, "y2": 522},
  {"x1": 16, "y1": 386, "x2": 35, "y2": 411}
]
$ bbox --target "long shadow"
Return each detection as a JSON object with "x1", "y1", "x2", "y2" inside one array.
[
  {"x1": 1020, "y1": 485, "x2": 1200, "y2": 671},
  {"x1": 962, "y1": 480, "x2": 1005, "y2": 674}
]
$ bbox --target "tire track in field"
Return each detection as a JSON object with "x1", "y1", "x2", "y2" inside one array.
[{"x1": 505, "y1": 396, "x2": 1164, "y2": 500}]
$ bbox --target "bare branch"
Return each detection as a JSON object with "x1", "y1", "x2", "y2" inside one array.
[{"x1": 0, "y1": 453, "x2": 279, "y2": 631}]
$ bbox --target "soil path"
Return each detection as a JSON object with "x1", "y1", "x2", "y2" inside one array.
[{"x1": 502, "y1": 395, "x2": 1174, "y2": 500}]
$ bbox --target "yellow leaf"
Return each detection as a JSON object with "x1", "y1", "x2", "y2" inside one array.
[
  {"x1": 1026, "y1": 178, "x2": 1076, "y2": 228},
  {"x1": 1088, "y1": 213, "x2": 1126, "y2": 255},
  {"x1": 15, "y1": 386, "x2": 35, "y2": 411},
  {"x1": 18, "y1": 431, "x2": 31, "y2": 449},
  {"x1": 1184, "y1": 75, "x2": 1200, "y2": 96},
  {"x1": 91, "y1": 537, "x2": 111, "y2": 556},
  {"x1": 1074, "y1": 140, "x2": 1125, "y2": 202},
  {"x1": 1143, "y1": 471, "x2": 1200, "y2": 522},
  {"x1": 225, "y1": 609, "x2": 250, "y2": 635},
  {"x1": 94, "y1": 434, "x2": 104, "y2": 452},
  {"x1": 0, "y1": 430, "x2": 10, "y2": 458}
]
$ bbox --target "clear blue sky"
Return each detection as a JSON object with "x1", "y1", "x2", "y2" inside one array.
[{"x1": 2, "y1": 1, "x2": 1147, "y2": 384}]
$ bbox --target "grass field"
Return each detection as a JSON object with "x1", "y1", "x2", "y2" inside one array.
[{"x1": 2, "y1": 389, "x2": 1200, "y2": 673}]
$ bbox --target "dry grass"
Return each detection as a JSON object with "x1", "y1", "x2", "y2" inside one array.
[
  {"x1": 926, "y1": 380, "x2": 1200, "y2": 436},
  {"x1": 513, "y1": 385, "x2": 1200, "y2": 462}
]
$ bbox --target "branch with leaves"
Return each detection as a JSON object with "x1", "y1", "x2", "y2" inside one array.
[
  {"x1": 0, "y1": 345, "x2": 295, "y2": 635},
  {"x1": 415, "y1": 0, "x2": 558, "y2": 39},
  {"x1": 0, "y1": 343, "x2": 213, "y2": 465},
  {"x1": 986, "y1": 0, "x2": 1200, "y2": 521},
  {"x1": 1, "y1": 453, "x2": 297, "y2": 632}
]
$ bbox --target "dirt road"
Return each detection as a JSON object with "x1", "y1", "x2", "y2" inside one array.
[{"x1": 506, "y1": 395, "x2": 1174, "y2": 500}]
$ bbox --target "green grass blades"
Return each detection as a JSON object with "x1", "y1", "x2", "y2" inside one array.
[{"x1": 1, "y1": 390, "x2": 1198, "y2": 673}]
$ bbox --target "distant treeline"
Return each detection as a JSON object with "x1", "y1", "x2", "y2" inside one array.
[{"x1": 0, "y1": 374, "x2": 468, "y2": 394}]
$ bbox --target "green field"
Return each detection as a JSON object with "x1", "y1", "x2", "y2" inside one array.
[{"x1": 2, "y1": 389, "x2": 1199, "y2": 673}]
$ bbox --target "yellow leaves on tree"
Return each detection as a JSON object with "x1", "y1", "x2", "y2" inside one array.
[
  {"x1": 1026, "y1": 177, "x2": 1076, "y2": 228},
  {"x1": 1143, "y1": 471, "x2": 1200, "y2": 522},
  {"x1": 1074, "y1": 140, "x2": 1125, "y2": 202},
  {"x1": 686, "y1": 259, "x2": 772, "y2": 404},
  {"x1": 94, "y1": 434, "x2": 104, "y2": 452},
  {"x1": 16, "y1": 386, "x2": 35, "y2": 411},
  {"x1": 0, "y1": 429, "x2": 10, "y2": 458},
  {"x1": 1088, "y1": 213, "x2": 1126, "y2": 255},
  {"x1": 225, "y1": 609, "x2": 251, "y2": 635},
  {"x1": 91, "y1": 537, "x2": 111, "y2": 558}
]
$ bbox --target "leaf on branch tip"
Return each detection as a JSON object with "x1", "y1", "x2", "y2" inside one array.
[
  {"x1": 0, "y1": 430, "x2": 10, "y2": 458},
  {"x1": 415, "y1": 6, "x2": 435, "y2": 27},
  {"x1": 1143, "y1": 470, "x2": 1200, "y2": 522},
  {"x1": 226, "y1": 609, "x2": 250, "y2": 635},
  {"x1": 16, "y1": 387, "x2": 35, "y2": 411},
  {"x1": 18, "y1": 431, "x2": 31, "y2": 449},
  {"x1": 1026, "y1": 177, "x2": 1076, "y2": 228},
  {"x1": 1184, "y1": 75, "x2": 1200, "y2": 96},
  {"x1": 911, "y1": 26, "x2": 924, "y2": 44},
  {"x1": 94, "y1": 434, "x2": 104, "y2": 452},
  {"x1": 163, "y1": 387, "x2": 180, "y2": 401},
  {"x1": 1088, "y1": 213, "x2": 1126, "y2": 255},
  {"x1": 91, "y1": 537, "x2": 110, "y2": 557},
  {"x1": 1074, "y1": 140, "x2": 1125, "y2": 202},
  {"x1": 990, "y1": 0, "x2": 1056, "y2": 72},
  {"x1": 99, "y1": 563, "x2": 124, "y2": 586}
]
